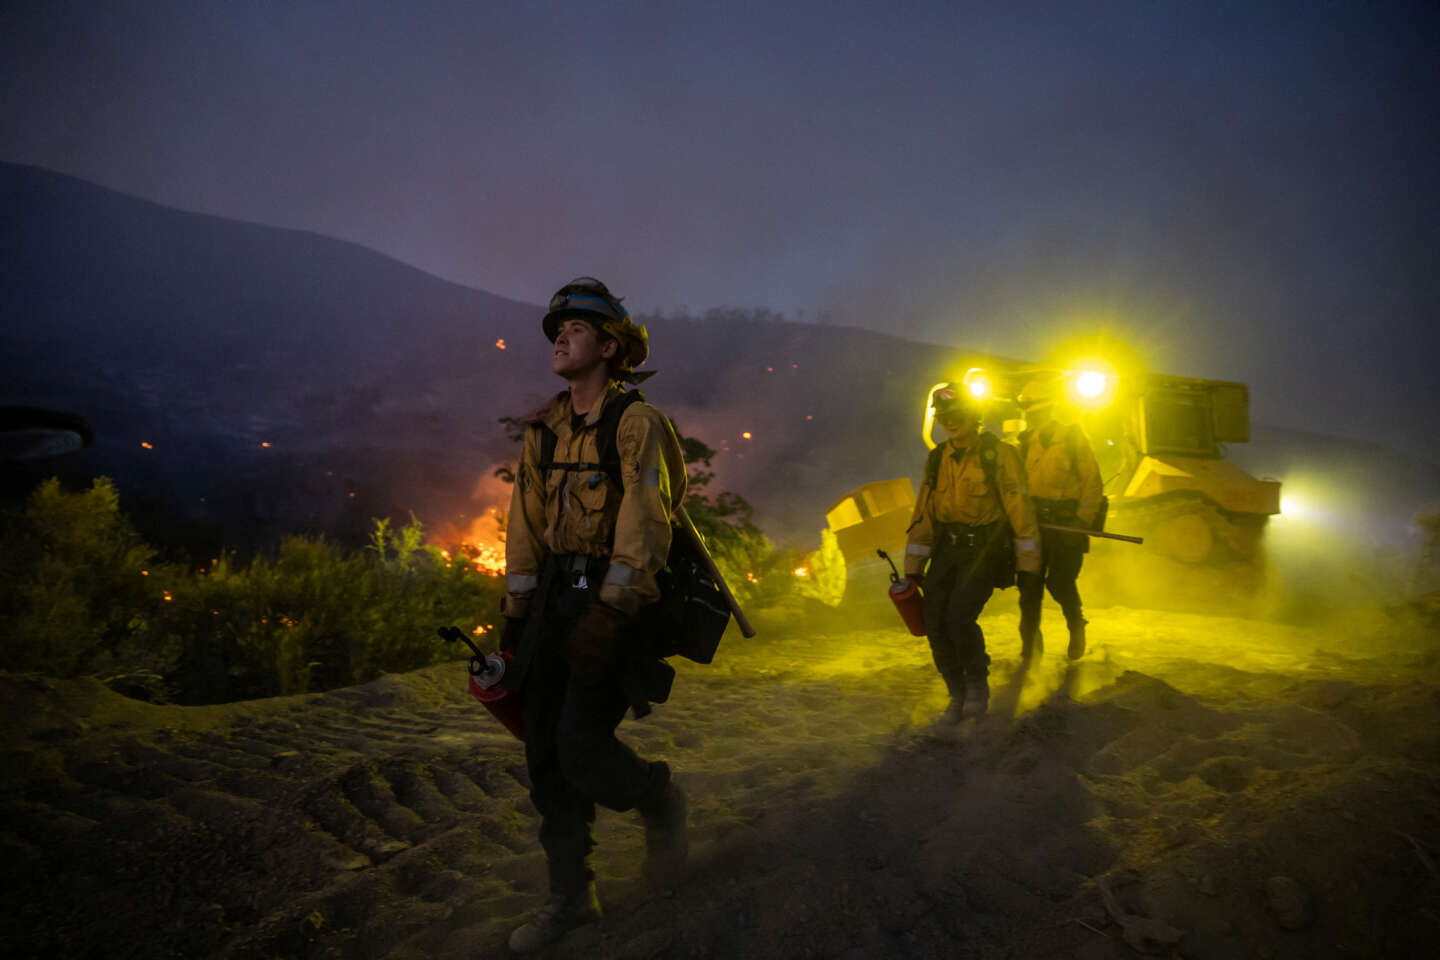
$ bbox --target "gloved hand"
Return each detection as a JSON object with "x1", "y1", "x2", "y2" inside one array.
[
  {"x1": 568, "y1": 603, "x2": 630, "y2": 672},
  {"x1": 499, "y1": 617, "x2": 527, "y2": 655}
]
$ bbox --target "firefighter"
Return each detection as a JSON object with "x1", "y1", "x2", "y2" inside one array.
[
  {"x1": 499, "y1": 277, "x2": 690, "y2": 953},
  {"x1": 905, "y1": 384, "x2": 1040, "y2": 721},
  {"x1": 1014, "y1": 377, "x2": 1105, "y2": 661}
]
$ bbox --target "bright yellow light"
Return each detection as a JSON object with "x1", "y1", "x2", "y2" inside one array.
[
  {"x1": 1074, "y1": 370, "x2": 1107, "y2": 399},
  {"x1": 921, "y1": 381, "x2": 949, "y2": 450},
  {"x1": 1280, "y1": 496, "x2": 1300, "y2": 517},
  {"x1": 741, "y1": 431, "x2": 752, "y2": 440},
  {"x1": 1062, "y1": 363, "x2": 1117, "y2": 408},
  {"x1": 793, "y1": 566, "x2": 810, "y2": 578},
  {"x1": 961, "y1": 367, "x2": 991, "y2": 400}
]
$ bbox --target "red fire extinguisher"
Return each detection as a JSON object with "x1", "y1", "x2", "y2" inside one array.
[
  {"x1": 877, "y1": 549, "x2": 926, "y2": 636},
  {"x1": 468, "y1": 651, "x2": 526, "y2": 741},
  {"x1": 439, "y1": 626, "x2": 527, "y2": 741}
]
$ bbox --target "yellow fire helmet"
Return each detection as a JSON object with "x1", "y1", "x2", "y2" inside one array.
[
  {"x1": 543, "y1": 277, "x2": 650, "y2": 376},
  {"x1": 1015, "y1": 377, "x2": 1059, "y2": 412}
]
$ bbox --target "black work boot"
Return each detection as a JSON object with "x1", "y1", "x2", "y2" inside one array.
[
  {"x1": 507, "y1": 883, "x2": 601, "y2": 954},
  {"x1": 1067, "y1": 617, "x2": 1088, "y2": 660},
  {"x1": 637, "y1": 770, "x2": 688, "y2": 886},
  {"x1": 938, "y1": 696, "x2": 966, "y2": 726},
  {"x1": 961, "y1": 675, "x2": 990, "y2": 717}
]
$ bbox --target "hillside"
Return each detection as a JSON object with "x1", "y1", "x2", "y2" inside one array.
[{"x1": 3, "y1": 162, "x2": 1435, "y2": 562}]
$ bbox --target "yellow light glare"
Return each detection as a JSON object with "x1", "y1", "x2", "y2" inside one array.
[
  {"x1": 921, "y1": 381, "x2": 949, "y2": 450},
  {"x1": 1074, "y1": 370, "x2": 1108, "y2": 399},
  {"x1": 1279, "y1": 496, "x2": 1300, "y2": 517},
  {"x1": 966, "y1": 376, "x2": 989, "y2": 399}
]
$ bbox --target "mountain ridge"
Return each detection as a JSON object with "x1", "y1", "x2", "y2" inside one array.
[{"x1": 3, "y1": 161, "x2": 1432, "y2": 554}]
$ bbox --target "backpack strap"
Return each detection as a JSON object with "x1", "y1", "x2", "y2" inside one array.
[
  {"x1": 537, "y1": 389, "x2": 647, "y2": 489},
  {"x1": 976, "y1": 432, "x2": 1003, "y2": 507},
  {"x1": 923, "y1": 444, "x2": 946, "y2": 490}
]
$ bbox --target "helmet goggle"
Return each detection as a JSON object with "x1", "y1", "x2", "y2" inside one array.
[{"x1": 546, "y1": 277, "x2": 629, "y2": 338}]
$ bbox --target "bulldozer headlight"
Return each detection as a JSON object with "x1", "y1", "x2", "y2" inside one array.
[{"x1": 1074, "y1": 370, "x2": 1108, "y2": 399}]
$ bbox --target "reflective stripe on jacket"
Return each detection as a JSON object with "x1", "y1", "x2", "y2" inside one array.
[
  {"x1": 504, "y1": 383, "x2": 688, "y2": 618},
  {"x1": 905, "y1": 431, "x2": 1040, "y2": 577},
  {"x1": 1023, "y1": 421, "x2": 1104, "y2": 528}
]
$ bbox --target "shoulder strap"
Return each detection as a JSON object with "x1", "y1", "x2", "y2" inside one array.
[
  {"x1": 594, "y1": 389, "x2": 645, "y2": 485},
  {"x1": 976, "y1": 431, "x2": 1002, "y2": 498},
  {"x1": 538, "y1": 422, "x2": 557, "y2": 470},
  {"x1": 538, "y1": 389, "x2": 646, "y2": 488},
  {"x1": 924, "y1": 444, "x2": 946, "y2": 490}
]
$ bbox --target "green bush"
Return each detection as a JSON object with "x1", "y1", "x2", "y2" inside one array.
[
  {"x1": 0, "y1": 479, "x2": 504, "y2": 703},
  {"x1": 0, "y1": 477, "x2": 161, "y2": 677}
]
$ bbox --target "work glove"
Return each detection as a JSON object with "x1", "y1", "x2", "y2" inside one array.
[
  {"x1": 499, "y1": 617, "x2": 527, "y2": 655},
  {"x1": 568, "y1": 602, "x2": 631, "y2": 672}
]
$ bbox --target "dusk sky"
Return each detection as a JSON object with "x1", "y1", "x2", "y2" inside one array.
[{"x1": 3, "y1": 1, "x2": 1437, "y2": 452}]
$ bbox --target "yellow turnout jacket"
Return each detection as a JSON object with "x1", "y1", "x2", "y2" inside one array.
[
  {"x1": 504, "y1": 383, "x2": 688, "y2": 618},
  {"x1": 1023, "y1": 420, "x2": 1104, "y2": 528},
  {"x1": 905, "y1": 431, "x2": 1041, "y2": 577}
]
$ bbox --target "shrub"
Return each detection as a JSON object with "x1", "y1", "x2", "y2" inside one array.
[
  {"x1": 0, "y1": 479, "x2": 504, "y2": 703},
  {"x1": 0, "y1": 477, "x2": 161, "y2": 677}
]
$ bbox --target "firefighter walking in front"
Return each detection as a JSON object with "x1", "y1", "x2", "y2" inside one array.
[
  {"x1": 499, "y1": 277, "x2": 690, "y2": 953},
  {"x1": 1015, "y1": 377, "x2": 1104, "y2": 661},
  {"x1": 906, "y1": 383, "x2": 1039, "y2": 721}
]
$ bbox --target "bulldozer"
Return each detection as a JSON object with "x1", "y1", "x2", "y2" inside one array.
[{"x1": 820, "y1": 364, "x2": 1281, "y2": 606}]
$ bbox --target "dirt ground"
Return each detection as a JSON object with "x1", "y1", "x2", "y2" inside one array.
[{"x1": 3, "y1": 594, "x2": 1439, "y2": 959}]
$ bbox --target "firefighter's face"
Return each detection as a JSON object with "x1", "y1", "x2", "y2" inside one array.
[
  {"x1": 551, "y1": 317, "x2": 617, "y2": 377},
  {"x1": 938, "y1": 399, "x2": 981, "y2": 436},
  {"x1": 940, "y1": 412, "x2": 977, "y2": 437}
]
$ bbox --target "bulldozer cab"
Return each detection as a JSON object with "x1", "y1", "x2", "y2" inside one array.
[{"x1": 1129, "y1": 376, "x2": 1250, "y2": 459}]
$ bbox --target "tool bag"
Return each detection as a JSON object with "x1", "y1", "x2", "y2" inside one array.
[{"x1": 538, "y1": 389, "x2": 730, "y2": 664}]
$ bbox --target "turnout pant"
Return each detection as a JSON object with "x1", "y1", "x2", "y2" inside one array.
[
  {"x1": 922, "y1": 537, "x2": 997, "y2": 698},
  {"x1": 520, "y1": 565, "x2": 668, "y2": 892},
  {"x1": 1018, "y1": 527, "x2": 1086, "y2": 638}
]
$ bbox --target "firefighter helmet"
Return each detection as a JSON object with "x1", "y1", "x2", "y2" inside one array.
[
  {"x1": 543, "y1": 277, "x2": 649, "y2": 372},
  {"x1": 1016, "y1": 378, "x2": 1059, "y2": 412},
  {"x1": 931, "y1": 382, "x2": 982, "y2": 421}
]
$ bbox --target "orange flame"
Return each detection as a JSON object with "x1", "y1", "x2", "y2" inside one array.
[
  {"x1": 141, "y1": 441, "x2": 153, "y2": 449},
  {"x1": 434, "y1": 506, "x2": 506, "y2": 576},
  {"x1": 496, "y1": 339, "x2": 507, "y2": 350}
]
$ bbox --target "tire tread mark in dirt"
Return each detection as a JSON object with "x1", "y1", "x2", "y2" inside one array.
[
  {"x1": 381, "y1": 758, "x2": 461, "y2": 826},
  {"x1": 339, "y1": 761, "x2": 428, "y2": 843}
]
